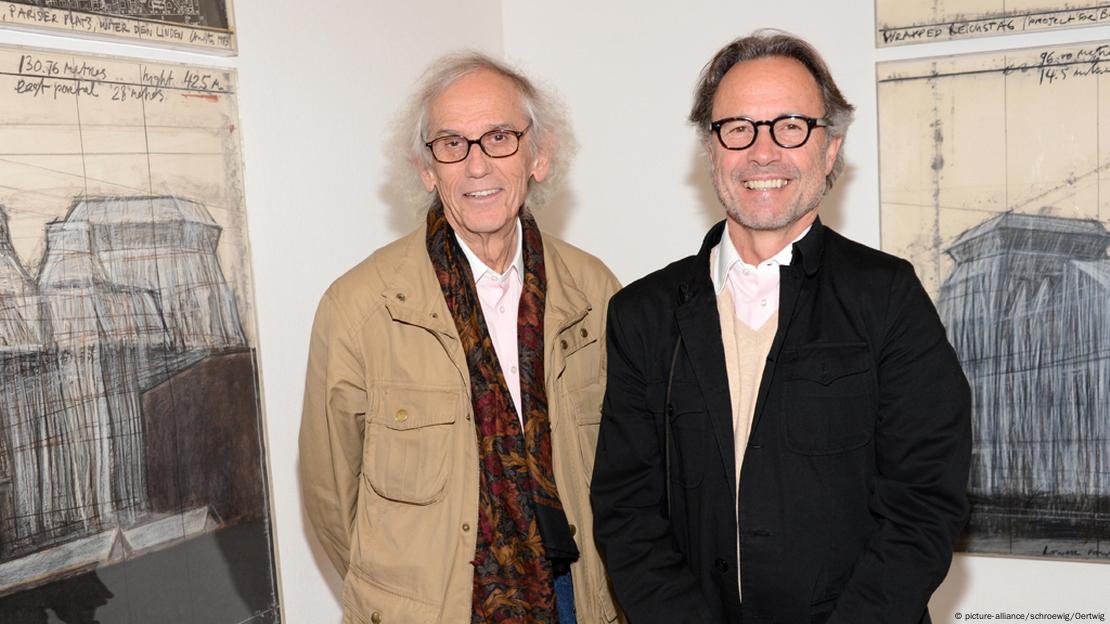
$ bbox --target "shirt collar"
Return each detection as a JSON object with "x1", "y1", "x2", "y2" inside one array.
[
  {"x1": 454, "y1": 218, "x2": 524, "y2": 284},
  {"x1": 711, "y1": 225, "x2": 810, "y2": 295}
]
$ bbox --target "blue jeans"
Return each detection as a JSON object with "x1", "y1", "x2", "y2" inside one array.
[{"x1": 554, "y1": 570, "x2": 576, "y2": 624}]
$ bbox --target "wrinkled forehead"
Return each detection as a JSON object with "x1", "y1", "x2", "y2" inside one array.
[
  {"x1": 711, "y1": 56, "x2": 824, "y2": 119},
  {"x1": 425, "y1": 69, "x2": 530, "y2": 135}
]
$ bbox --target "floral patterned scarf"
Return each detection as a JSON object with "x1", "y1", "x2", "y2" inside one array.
[{"x1": 426, "y1": 202, "x2": 578, "y2": 623}]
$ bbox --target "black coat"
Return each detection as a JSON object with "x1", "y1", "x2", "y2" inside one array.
[{"x1": 591, "y1": 220, "x2": 971, "y2": 624}]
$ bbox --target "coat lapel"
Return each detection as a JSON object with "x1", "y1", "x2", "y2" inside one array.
[
  {"x1": 543, "y1": 238, "x2": 593, "y2": 382},
  {"x1": 749, "y1": 219, "x2": 825, "y2": 436},
  {"x1": 380, "y1": 225, "x2": 471, "y2": 395},
  {"x1": 676, "y1": 221, "x2": 737, "y2": 494}
]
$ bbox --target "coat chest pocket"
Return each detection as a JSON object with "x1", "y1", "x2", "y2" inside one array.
[
  {"x1": 364, "y1": 385, "x2": 459, "y2": 504},
  {"x1": 571, "y1": 382, "x2": 605, "y2": 485},
  {"x1": 647, "y1": 380, "x2": 709, "y2": 488},
  {"x1": 780, "y1": 343, "x2": 875, "y2": 455}
]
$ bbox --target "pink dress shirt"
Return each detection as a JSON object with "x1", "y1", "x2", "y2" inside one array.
[
  {"x1": 455, "y1": 222, "x2": 525, "y2": 420},
  {"x1": 711, "y1": 226, "x2": 810, "y2": 330}
]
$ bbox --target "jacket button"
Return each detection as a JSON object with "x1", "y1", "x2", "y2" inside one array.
[
  {"x1": 560, "y1": 339, "x2": 568, "y2": 350},
  {"x1": 714, "y1": 558, "x2": 729, "y2": 573},
  {"x1": 394, "y1": 409, "x2": 408, "y2": 423},
  {"x1": 462, "y1": 523, "x2": 470, "y2": 532},
  {"x1": 569, "y1": 524, "x2": 577, "y2": 537},
  {"x1": 370, "y1": 612, "x2": 382, "y2": 624},
  {"x1": 579, "y1": 327, "x2": 588, "y2": 338},
  {"x1": 395, "y1": 292, "x2": 406, "y2": 302}
]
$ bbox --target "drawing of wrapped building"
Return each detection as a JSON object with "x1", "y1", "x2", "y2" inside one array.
[
  {"x1": 937, "y1": 212, "x2": 1110, "y2": 508},
  {"x1": 0, "y1": 196, "x2": 262, "y2": 594}
]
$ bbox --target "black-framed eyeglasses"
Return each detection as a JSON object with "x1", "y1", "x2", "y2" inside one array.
[
  {"x1": 424, "y1": 123, "x2": 532, "y2": 164},
  {"x1": 710, "y1": 115, "x2": 831, "y2": 150}
]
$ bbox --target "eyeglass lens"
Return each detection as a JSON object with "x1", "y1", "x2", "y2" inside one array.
[{"x1": 429, "y1": 129, "x2": 521, "y2": 163}]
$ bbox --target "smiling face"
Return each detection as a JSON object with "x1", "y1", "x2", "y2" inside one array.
[
  {"x1": 420, "y1": 69, "x2": 548, "y2": 241},
  {"x1": 708, "y1": 56, "x2": 842, "y2": 234}
]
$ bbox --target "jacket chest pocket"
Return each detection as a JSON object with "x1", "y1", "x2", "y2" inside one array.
[
  {"x1": 648, "y1": 380, "x2": 709, "y2": 488},
  {"x1": 569, "y1": 382, "x2": 604, "y2": 485},
  {"x1": 364, "y1": 386, "x2": 459, "y2": 504},
  {"x1": 780, "y1": 343, "x2": 875, "y2": 455}
]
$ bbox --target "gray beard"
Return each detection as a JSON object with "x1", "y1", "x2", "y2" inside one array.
[{"x1": 717, "y1": 188, "x2": 824, "y2": 232}]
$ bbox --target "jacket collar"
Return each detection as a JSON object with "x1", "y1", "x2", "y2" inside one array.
[
  {"x1": 380, "y1": 223, "x2": 592, "y2": 342},
  {"x1": 380, "y1": 225, "x2": 458, "y2": 337},
  {"x1": 683, "y1": 216, "x2": 826, "y2": 299}
]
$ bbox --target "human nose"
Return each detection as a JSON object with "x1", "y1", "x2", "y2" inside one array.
[
  {"x1": 747, "y1": 125, "x2": 781, "y2": 166},
  {"x1": 464, "y1": 142, "x2": 492, "y2": 177}
]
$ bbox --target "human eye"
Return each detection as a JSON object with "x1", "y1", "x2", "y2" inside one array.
[
  {"x1": 725, "y1": 122, "x2": 751, "y2": 136},
  {"x1": 486, "y1": 130, "x2": 511, "y2": 143},
  {"x1": 440, "y1": 135, "x2": 465, "y2": 149}
]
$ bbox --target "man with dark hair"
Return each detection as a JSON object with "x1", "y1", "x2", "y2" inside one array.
[
  {"x1": 592, "y1": 31, "x2": 971, "y2": 624},
  {"x1": 300, "y1": 52, "x2": 621, "y2": 623}
]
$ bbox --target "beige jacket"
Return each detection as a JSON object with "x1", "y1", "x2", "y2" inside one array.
[{"x1": 300, "y1": 225, "x2": 622, "y2": 624}]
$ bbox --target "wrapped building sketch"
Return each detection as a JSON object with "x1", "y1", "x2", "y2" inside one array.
[
  {"x1": 0, "y1": 45, "x2": 277, "y2": 621},
  {"x1": 879, "y1": 42, "x2": 1110, "y2": 561}
]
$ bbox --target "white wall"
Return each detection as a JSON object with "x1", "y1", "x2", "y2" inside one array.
[
  {"x1": 234, "y1": 1, "x2": 502, "y2": 622},
  {"x1": 501, "y1": 1, "x2": 1110, "y2": 620}
]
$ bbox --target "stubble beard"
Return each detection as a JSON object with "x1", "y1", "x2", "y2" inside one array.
[
  {"x1": 711, "y1": 146, "x2": 830, "y2": 232},
  {"x1": 714, "y1": 177, "x2": 825, "y2": 232}
]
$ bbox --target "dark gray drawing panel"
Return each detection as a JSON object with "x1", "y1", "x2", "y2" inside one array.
[
  {"x1": 939, "y1": 213, "x2": 1110, "y2": 561},
  {"x1": 0, "y1": 196, "x2": 279, "y2": 621}
]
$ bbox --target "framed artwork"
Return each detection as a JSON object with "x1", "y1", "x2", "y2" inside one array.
[
  {"x1": 878, "y1": 41, "x2": 1110, "y2": 561},
  {"x1": 0, "y1": 43, "x2": 279, "y2": 620},
  {"x1": 877, "y1": 1, "x2": 1110, "y2": 47},
  {"x1": 0, "y1": 0, "x2": 235, "y2": 54}
]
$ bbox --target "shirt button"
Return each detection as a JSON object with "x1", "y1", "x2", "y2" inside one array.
[
  {"x1": 511, "y1": 366, "x2": 517, "y2": 374},
  {"x1": 462, "y1": 522, "x2": 471, "y2": 532},
  {"x1": 371, "y1": 612, "x2": 383, "y2": 624},
  {"x1": 499, "y1": 305, "x2": 505, "y2": 313},
  {"x1": 760, "y1": 299, "x2": 767, "y2": 307},
  {"x1": 742, "y1": 269, "x2": 750, "y2": 275},
  {"x1": 569, "y1": 524, "x2": 577, "y2": 537},
  {"x1": 714, "y1": 558, "x2": 729, "y2": 572},
  {"x1": 394, "y1": 409, "x2": 408, "y2": 423}
]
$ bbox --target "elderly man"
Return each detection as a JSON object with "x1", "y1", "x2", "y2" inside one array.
[
  {"x1": 300, "y1": 53, "x2": 620, "y2": 624},
  {"x1": 592, "y1": 32, "x2": 971, "y2": 624}
]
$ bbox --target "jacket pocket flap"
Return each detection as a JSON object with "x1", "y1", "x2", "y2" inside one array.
[
  {"x1": 380, "y1": 386, "x2": 459, "y2": 431},
  {"x1": 782, "y1": 344, "x2": 871, "y2": 385}
]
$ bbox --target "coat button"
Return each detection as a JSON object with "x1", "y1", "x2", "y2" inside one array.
[
  {"x1": 370, "y1": 612, "x2": 382, "y2": 624},
  {"x1": 579, "y1": 328, "x2": 588, "y2": 338},
  {"x1": 714, "y1": 558, "x2": 729, "y2": 573},
  {"x1": 462, "y1": 523, "x2": 470, "y2": 532},
  {"x1": 395, "y1": 292, "x2": 406, "y2": 302},
  {"x1": 569, "y1": 524, "x2": 577, "y2": 537},
  {"x1": 560, "y1": 339, "x2": 568, "y2": 350},
  {"x1": 394, "y1": 409, "x2": 408, "y2": 423}
]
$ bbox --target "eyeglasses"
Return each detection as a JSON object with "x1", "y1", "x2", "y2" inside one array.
[
  {"x1": 710, "y1": 115, "x2": 831, "y2": 150},
  {"x1": 424, "y1": 123, "x2": 532, "y2": 164}
]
